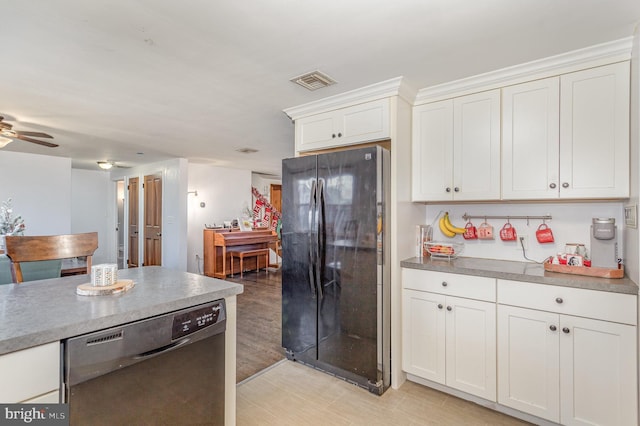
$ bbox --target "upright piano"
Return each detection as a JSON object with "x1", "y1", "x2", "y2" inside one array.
[{"x1": 203, "y1": 228, "x2": 278, "y2": 278}]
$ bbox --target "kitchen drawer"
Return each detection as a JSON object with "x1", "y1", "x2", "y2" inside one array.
[
  {"x1": 0, "y1": 342, "x2": 60, "y2": 403},
  {"x1": 402, "y1": 268, "x2": 496, "y2": 302},
  {"x1": 498, "y1": 279, "x2": 636, "y2": 325}
]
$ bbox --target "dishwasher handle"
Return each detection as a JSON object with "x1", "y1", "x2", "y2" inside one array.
[{"x1": 133, "y1": 338, "x2": 190, "y2": 359}]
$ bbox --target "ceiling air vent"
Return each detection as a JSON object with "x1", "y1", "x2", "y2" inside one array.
[{"x1": 290, "y1": 70, "x2": 336, "y2": 91}]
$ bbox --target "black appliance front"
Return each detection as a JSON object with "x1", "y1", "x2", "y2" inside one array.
[
  {"x1": 64, "y1": 300, "x2": 226, "y2": 425},
  {"x1": 282, "y1": 146, "x2": 387, "y2": 394}
]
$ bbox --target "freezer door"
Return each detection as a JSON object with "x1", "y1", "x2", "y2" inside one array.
[
  {"x1": 316, "y1": 147, "x2": 380, "y2": 380},
  {"x1": 281, "y1": 155, "x2": 319, "y2": 355}
]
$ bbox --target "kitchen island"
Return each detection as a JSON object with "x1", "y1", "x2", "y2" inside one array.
[{"x1": 0, "y1": 266, "x2": 243, "y2": 425}]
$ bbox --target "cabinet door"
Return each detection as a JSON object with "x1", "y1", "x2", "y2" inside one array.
[
  {"x1": 453, "y1": 89, "x2": 501, "y2": 200},
  {"x1": 559, "y1": 62, "x2": 630, "y2": 199},
  {"x1": 497, "y1": 305, "x2": 560, "y2": 422},
  {"x1": 296, "y1": 110, "x2": 335, "y2": 151},
  {"x1": 0, "y1": 342, "x2": 60, "y2": 403},
  {"x1": 411, "y1": 100, "x2": 454, "y2": 201},
  {"x1": 445, "y1": 295, "x2": 496, "y2": 401},
  {"x1": 559, "y1": 316, "x2": 637, "y2": 426},
  {"x1": 339, "y1": 98, "x2": 389, "y2": 145},
  {"x1": 502, "y1": 78, "x2": 560, "y2": 200},
  {"x1": 402, "y1": 289, "x2": 446, "y2": 384}
]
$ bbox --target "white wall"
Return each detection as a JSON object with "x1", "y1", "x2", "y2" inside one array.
[
  {"x1": 626, "y1": 25, "x2": 640, "y2": 284},
  {"x1": 71, "y1": 169, "x2": 111, "y2": 263},
  {"x1": 0, "y1": 151, "x2": 71, "y2": 235},
  {"x1": 424, "y1": 202, "x2": 624, "y2": 263},
  {"x1": 187, "y1": 163, "x2": 252, "y2": 274}
]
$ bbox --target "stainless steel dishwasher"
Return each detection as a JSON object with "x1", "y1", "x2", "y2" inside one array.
[{"x1": 63, "y1": 299, "x2": 226, "y2": 426}]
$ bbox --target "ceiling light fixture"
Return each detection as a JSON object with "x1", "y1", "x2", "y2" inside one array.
[
  {"x1": 97, "y1": 161, "x2": 113, "y2": 170},
  {"x1": 0, "y1": 136, "x2": 12, "y2": 148}
]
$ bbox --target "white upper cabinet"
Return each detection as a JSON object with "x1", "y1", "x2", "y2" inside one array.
[
  {"x1": 295, "y1": 98, "x2": 390, "y2": 152},
  {"x1": 412, "y1": 90, "x2": 500, "y2": 202},
  {"x1": 559, "y1": 62, "x2": 630, "y2": 199},
  {"x1": 502, "y1": 77, "x2": 560, "y2": 199}
]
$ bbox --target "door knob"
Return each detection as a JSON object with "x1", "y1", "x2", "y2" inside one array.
[{"x1": 156, "y1": 232, "x2": 162, "y2": 237}]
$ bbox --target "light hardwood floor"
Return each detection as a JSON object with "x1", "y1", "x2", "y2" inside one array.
[
  {"x1": 237, "y1": 360, "x2": 531, "y2": 426},
  {"x1": 231, "y1": 269, "x2": 531, "y2": 425}
]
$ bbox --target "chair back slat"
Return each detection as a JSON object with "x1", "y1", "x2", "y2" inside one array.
[{"x1": 5, "y1": 232, "x2": 99, "y2": 283}]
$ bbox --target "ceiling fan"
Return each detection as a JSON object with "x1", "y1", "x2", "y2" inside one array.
[{"x1": 0, "y1": 116, "x2": 58, "y2": 148}]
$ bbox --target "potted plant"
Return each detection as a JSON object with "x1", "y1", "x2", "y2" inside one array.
[{"x1": 0, "y1": 198, "x2": 25, "y2": 251}]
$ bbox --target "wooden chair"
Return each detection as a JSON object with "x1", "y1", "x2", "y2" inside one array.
[{"x1": 5, "y1": 232, "x2": 99, "y2": 283}]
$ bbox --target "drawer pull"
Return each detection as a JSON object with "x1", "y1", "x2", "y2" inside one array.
[
  {"x1": 555, "y1": 297, "x2": 563, "y2": 304},
  {"x1": 437, "y1": 304, "x2": 443, "y2": 309},
  {"x1": 549, "y1": 325, "x2": 557, "y2": 331},
  {"x1": 446, "y1": 306, "x2": 452, "y2": 311},
  {"x1": 562, "y1": 327, "x2": 570, "y2": 334},
  {"x1": 441, "y1": 281, "x2": 448, "y2": 287}
]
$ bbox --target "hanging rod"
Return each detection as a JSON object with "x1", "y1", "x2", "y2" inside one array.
[{"x1": 462, "y1": 213, "x2": 552, "y2": 223}]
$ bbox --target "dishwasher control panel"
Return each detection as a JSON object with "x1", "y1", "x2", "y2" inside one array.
[{"x1": 171, "y1": 300, "x2": 224, "y2": 340}]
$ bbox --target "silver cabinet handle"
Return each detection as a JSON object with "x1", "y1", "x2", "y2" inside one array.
[
  {"x1": 549, "y1": 325, "x2": 557, "y2": 331},
  {"x1": 555, "y1": 297, "x2": 563, "y2": 304},
  {"x1": 562, "y1": 327, "x2": 570, "y2": 334},
  {"x1": 562, "y1": 182, "x2": 569, "y2": 188},
  {"x1": 446, "y1": 306, "x2": 452, "y2": 311},
  {"x1": 445, "y1": 187, "x2": 451, "y2": 193},
  {"x1": 549, "y1": 183, "x2": 557, "y2": 189},
  {"x1": 454, "y1": 187, "x2": 460, "y2": 192},
  {"x1": 442, "y1": 281, "x2": 448, "y2": 287},
  {"x1": 331, "y1": 134, "x2": 336, "y2": 138},
  {"x1": 437, "y1": 304, "x2": 443, "y2": 309}
]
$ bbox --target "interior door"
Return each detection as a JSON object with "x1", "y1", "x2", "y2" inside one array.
[
  {"x1": 143, "y1": 173, "x2": 162, "y2": 266},
  {"x1": 127, "y1": 177, "x2": 139, "y2": 268},
  {"x1": 270, "y1": 184, "x2": 282, "y2": 214}
]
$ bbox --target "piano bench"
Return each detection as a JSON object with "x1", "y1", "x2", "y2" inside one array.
[{"x1": 229, "y1": 248, "x2": 270, "y2": 278}]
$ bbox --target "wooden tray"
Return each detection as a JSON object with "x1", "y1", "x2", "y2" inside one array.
[
  {"x1": 76, "y1": 279, "x2": 135, "y2": 296},
  {"x1": 543, "y1": 259, "x2": 624, "y2": 279}
]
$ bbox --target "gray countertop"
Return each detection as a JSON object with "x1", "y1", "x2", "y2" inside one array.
[
  {"x1": 401, "y1": 257, "x2": 638, "y2": 295},
  {"x1": 0, "y1": 266, "x2": 243, "y2": 355}
]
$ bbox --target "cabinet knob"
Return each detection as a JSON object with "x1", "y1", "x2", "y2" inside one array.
[
  {"x1": 337, "y1": 132, "x2": 342, "y2": 137},
  {"x1": 555, "y1": 297, "x2": 563, "y2": 304},
  {"x1": 437, "y1": 304, "x2": 443, "y2": 309},
  {"x1": 549, "y1": 325, "x2": 557, "y2": 331},
  {"x1": 446, "y1": 306, "x2": 452, "y2": 311},
  {"x1": 445, "y1": 187, "x2": 451, "y2": 193},
  {"x1": 549, "y1": 183, "x2": 557, "y2": 189},
  {"x1": 332, "y1": 133, "x2": 336, "y2": 138},
  {"x1": 562, "y1": 327, "x2": 570, "y2": 334},
  {"x1": 441, "y1": 281, "x2": 448, "y2": 287},
  {"x1": 454, "y1": 187, "x2": 460, "y2": 192},
  {"x1": 562, "y1": 182, "x2": 569, "y2": 188}
]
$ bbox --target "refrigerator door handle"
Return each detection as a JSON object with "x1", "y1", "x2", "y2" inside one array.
[
  {"x1": 307, "y1": 179, "x2": 317, "y2": 297},
  {"x1": 315, "y1": 178, "x2": 325, "y2": 300}
]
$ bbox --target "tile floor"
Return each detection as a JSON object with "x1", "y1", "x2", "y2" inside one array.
[{"x1": 237, "y1": 360, "x2": 531, "y2": 425}]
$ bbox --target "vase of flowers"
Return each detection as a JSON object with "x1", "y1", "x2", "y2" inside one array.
[{"x1": 0, "y1": 198, "x2": 25, "y2": 251}]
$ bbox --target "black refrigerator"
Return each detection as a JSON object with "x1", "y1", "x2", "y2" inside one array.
[{"x1": 281, "y1": 145, "x2": 390, "y2": 395}]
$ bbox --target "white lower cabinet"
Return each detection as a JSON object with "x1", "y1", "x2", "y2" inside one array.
[
  {"x1": 497, "y1": 280, "x2": 637, "y2": 426},
  {"x1": 0, "y1": 341, "x2": 60, "y2": 403},
  {"x1": 402, "y1": 269, "x2": 496, "y2": 401}
]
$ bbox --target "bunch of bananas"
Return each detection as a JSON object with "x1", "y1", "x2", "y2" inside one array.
[{"x1": 438, "y1": 212, "x2": 465, "y2": 238}]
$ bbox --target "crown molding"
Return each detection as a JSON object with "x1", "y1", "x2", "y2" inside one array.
[
  {"x1": 415, "y1": 37, "x2": 633, "y2": 104},
  {"x1": 284, "y1": 76, "x2": 417, "y2": 120}
]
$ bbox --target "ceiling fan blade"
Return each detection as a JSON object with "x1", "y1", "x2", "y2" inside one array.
[
  {"x1": 15, "y1": 131, "x2": 53, "y2": 138},
  {"x1": 17, "y1": 135, "x2": 59, "y2": 147},
  {"x1": 0, "y1": 122, "x2": 12, "y2": 130}
]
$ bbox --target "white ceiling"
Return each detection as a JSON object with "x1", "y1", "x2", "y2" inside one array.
[{"x1": 1, "y1": 0, "x2": 639, "y2": 176}]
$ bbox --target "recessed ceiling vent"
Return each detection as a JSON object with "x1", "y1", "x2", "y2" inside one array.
[
  {"x1": 236, "y1": 148, "x2": 258, "y2": 154},
  {"x1": 290, "y1": 70, "x2": 336, "y2": 91}
]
